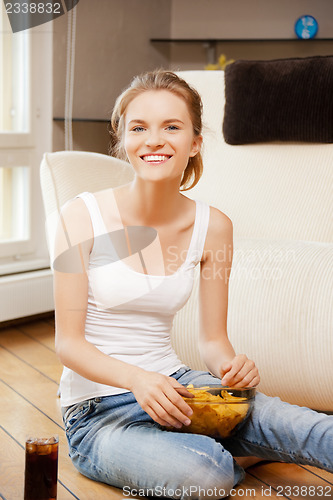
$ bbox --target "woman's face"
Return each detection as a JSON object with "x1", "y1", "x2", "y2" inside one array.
[{"x1": 123, "y1": 90, "x2": 202, "y2": 184}]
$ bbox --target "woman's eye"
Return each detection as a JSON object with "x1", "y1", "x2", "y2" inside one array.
[
  {"x1": 166, "y1": 125, "x2": 179, "y2": 131},
  {"x1": 132, "y1": 126, "x2": 145, "y2": 132}
]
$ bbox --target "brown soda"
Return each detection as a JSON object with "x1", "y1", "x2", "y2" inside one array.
[{"x1": 24, "y1": 436, "x2": 58, "y2": 500}]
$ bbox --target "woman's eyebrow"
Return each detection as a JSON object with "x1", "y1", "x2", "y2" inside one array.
[
  {"x1": 127, "y1": 119, "x2": 146, "y2": 126},
  {"x1": 163, "y1": 119, "x2": 185, "y2": 125},
  {"x1": 127, "y1": 118, "x2": 185, "y2": 126}
]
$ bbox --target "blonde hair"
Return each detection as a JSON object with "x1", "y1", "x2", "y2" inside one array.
[{"x1": 109, "y1": 70, "x2": 203, "y2": 191}]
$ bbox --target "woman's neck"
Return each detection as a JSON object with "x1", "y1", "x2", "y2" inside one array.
[{"x1": 125, "y1": 177, "x2": 187, "y2": 227}]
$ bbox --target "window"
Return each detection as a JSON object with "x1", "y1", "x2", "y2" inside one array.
[
  {"x1": 0, "y1": 165, "x2": 30, "y2": 241},
  {"x1": 0, "y1": 2, "x2": 52, "y2": 268},
  {"x1": 0, "y1": 7, "x2": 29, "y2": 134}
]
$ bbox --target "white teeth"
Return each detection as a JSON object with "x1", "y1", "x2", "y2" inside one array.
[{"x1": 142, "y1": 155, "x2": 169, "y2": 162}]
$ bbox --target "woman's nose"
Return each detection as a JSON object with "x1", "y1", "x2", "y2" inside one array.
[{"x1": 145, "y1": 130, "x2": 164, "y2": 148}]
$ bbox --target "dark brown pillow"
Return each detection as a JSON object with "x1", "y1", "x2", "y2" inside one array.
[{"x1": 222, "y1": 56, "x2": 333, "y2": 145}]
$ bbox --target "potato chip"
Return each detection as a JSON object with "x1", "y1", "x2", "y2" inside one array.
[{"x1": 180, "y1": 386, "x2": 250, "y2": 438}]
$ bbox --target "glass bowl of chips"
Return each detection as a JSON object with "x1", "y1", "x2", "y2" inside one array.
[{"x1": 177, "y1": 385, "x2": 256, "y2": 438}]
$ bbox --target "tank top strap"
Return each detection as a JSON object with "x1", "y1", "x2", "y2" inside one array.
[
  {"x1": 76, "y1": 192, "x2": 108, "y2": 237},
  {"x1": 186, "y1": 200, "x2": 210, "y2": 267}
]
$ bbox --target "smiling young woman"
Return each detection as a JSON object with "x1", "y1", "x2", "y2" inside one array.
[
  {"x1": 111, "y1": 70, "x2": 204, "y2": 192},
  {"x1": 54, "y1": 69, "x2": 333, "y2": 498},
  {"x1": 122, "y1": 90, "x2": 202, "y2": 187}
]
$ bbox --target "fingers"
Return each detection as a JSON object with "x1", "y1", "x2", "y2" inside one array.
[
  {"x1": 147, "y1": 390, "x2": 193, "y2": 429},
  {"x1": 173, "y1": 385, "x2": 195, "y2": 399},
  {"x1": 138, "y1": 376, "x2": 193, "y2": 429},
  {"x1": 221, "y1": 355, "x2": 246, "y2": 385},
  {"x1": 221, "y1": 354, "x2": 260, "y2": 388},
  {"x1": 220, "y1": 361, "x2": 232, "y2": 380}
]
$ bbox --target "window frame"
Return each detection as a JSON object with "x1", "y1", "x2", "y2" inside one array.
[
  {"x1": 0, "y1": 5, "x2": 33, "y2": 147},
  {"x1": 0, "y1": 12, "x2": 53, "y2": 268}
]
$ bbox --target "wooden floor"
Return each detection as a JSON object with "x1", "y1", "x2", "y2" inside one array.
[{"x1": 0, "y1": 317, "x2": 332, "y2": 499}]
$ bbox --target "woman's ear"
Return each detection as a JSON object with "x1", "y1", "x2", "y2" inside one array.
[{"x1": 189, "y1": 135, "x2": 203, "y2": 157}]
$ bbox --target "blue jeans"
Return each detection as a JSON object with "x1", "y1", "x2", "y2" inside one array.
[{"x1": 62, "y1": 368, "x2": 333, "y2": 499}]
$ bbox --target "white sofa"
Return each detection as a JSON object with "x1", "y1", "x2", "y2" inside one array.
[
  {"x1": 172, "y1": 71, "x2": 333, "y2": 412},
  {"x1": 41, "y1": 70, "x2": 333, "y2": 412}
]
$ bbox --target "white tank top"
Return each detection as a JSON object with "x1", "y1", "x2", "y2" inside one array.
[{"x1": 59, "y1": 191, "x2": 210, "y2": 406}]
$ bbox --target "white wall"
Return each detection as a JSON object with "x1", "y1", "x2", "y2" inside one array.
[
  {"x1": 170, "y1": 0, "x2": 333, "y2": 39},
  {"x1": 53, "y1": 0, "x2": 171, "y2": 121},
  {"x1": 169, "y1": 0, "x2": 333, "y2": 70},
  {"x1": 53, "y1": 0, "x2": 333, "y2": 123}
]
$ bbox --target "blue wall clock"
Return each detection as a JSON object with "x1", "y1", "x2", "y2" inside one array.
[{"x1": 295, "y1": 15, "x2": 318, "y2": 39}]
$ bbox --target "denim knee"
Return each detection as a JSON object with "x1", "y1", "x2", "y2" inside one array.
[
  {"x1": 71, "y1": 437, "x2": 243, "y2": 500},
  {"x1": 168, "y1": 439, "x2": 245, "y2": 500}
]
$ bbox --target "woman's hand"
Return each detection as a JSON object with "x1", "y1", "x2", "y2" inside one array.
[
  {"x1": 129, "y1": 370, "x2": 194, "y2": 429},
  {"x1": 220, "y1": 354, "x2": 260, "y2": 388}
]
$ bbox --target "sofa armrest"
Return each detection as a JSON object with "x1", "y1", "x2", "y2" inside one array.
[{"x1": 171, "y1": 238, "x2": 333, "y2": 411}]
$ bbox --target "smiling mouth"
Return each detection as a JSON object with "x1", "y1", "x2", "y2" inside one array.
[{"x1": 141, "y1": 155, "x2": 171, "y2": 164}]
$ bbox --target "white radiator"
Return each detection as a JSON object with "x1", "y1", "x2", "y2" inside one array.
[{"x1": 0, "y1": 269, "x2": 54, "y2": 322}]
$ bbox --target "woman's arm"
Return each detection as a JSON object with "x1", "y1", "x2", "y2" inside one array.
[
  {"x1": 54, "y1": 198, "x2": 139, "y2": 388},
  {"x1": 54, "y1": 198, "x2": 193, "y2": 428},
  {"x1": 199, "y1": 207, "x2": 260, "y2": 388}
]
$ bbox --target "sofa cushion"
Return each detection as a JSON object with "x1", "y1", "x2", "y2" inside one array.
[
  {"x1": 222, "y1": 56, "x2": 333, "y2": 144},
  {"x1": 177, "y1": 70, "x2": 333, "y2": 244}
]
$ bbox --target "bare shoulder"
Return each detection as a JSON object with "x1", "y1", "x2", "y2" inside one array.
[
  {"x1": 207, "y1": 206, "x2": 233, "y2": 239},
  {"x1": 202, "y1": 206, "x2": 233, "y2": 263},
  {"x1": 57, "y1": 196, "x2": 93, "y2": 244},
  {"x1": 61, "y1": 196, "x2": 91, "y2": 223}
]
